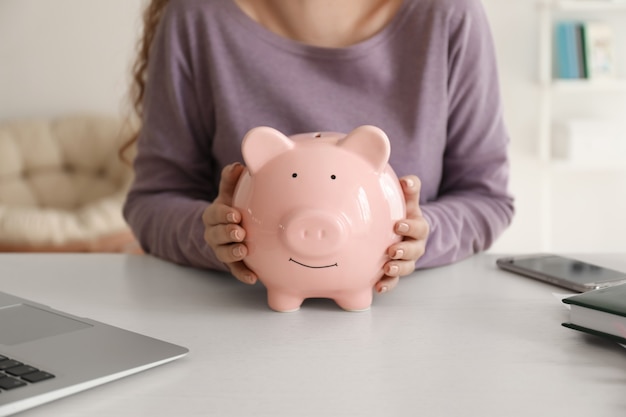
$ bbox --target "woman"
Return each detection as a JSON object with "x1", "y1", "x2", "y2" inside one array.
[{"x1": 123, "y1": 0, "x2": 514, "y2": 293}]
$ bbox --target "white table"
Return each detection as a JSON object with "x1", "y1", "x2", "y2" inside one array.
[{"x1": 1, "y1": 253, "x2": 625, "y2": 417}]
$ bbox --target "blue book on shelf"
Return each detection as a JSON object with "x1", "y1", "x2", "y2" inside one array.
[{"x1": 555, "y1": 21, "x2": 581, "y2": 79}]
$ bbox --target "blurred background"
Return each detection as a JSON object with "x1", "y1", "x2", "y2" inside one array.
[{"x1": 0, "y1": 0, "x2": 625, "y2": 254}]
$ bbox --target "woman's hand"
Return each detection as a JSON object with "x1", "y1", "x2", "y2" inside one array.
[
  {"x1": 376, "y1": 175, "x2": 429, "y2": 294},
  {"x1": 202, "y1": 163, "x2": 258, "y2": 285}
]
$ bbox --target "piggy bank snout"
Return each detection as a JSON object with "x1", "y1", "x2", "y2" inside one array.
[{"x1": 281, "y1": 210, "x2": 348, "y2": 258}]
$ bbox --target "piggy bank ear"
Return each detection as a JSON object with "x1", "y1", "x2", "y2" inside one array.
[
  {"x1": 241, "y1": 127, "x2": 294, "y2": 174},
  {"x1": 338, "y1": 125, "x2": 390, "y2": 173}
]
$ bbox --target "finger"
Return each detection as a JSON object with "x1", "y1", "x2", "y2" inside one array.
[
  {"x1": 384, "y1": 259, "x2": 417, "y2": 278},
  {"x1": 215, "y1": 163, "x2": 245, "y2": 205},
  {"x1": 388, "y1": 238, "x2": 426, "y2": 262},
  {"x1": 213, "y1": 242, "x2": 248, "y2": 264},
  {"x1": 229, "y1": 261, "x2": 258, "y2": 285},
  {"x1": 204, "y1": 223, "x2": 245, "y2": 247},
  {"x1": 400, "y1": 175, "x2": 422, "y2": 218},
  {"x1": 394, "y1": 217, "x2": 429, "y2": 241},
  {"x1": 375, "y1": 275, "x2": 400, "y2": 294},
  {"x1": 202, "y1": 203, "x2": 241, "y2": 227}
]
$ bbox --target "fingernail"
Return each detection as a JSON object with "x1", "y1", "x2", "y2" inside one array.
[
  {"x1": 230, "y1": 229, "x2": 242, "y2": 241},
  {"x1": 233, "y1": 245, "x2": 244, "y2": 258},
  {"x1": 245, "y1": 274, "x2": 257, "y2": 285},
  {"x1": 388, "y1": 265, "x2": 399, "y2": 275},
  {"x1": 227, "y1": 212, "x2": 238, "y2": 223},
  {"x1": 403, "y1": 178, "x2": 415, "y2": 188},
  {"x1": 396, "y1": 223, "x2": 409, "y2": 233},
  {"x1": 393, "y1": 249, "x2": 404, "y2": 260},
  {"x1": 379, "y1": 285, "x2": 388, "y2": 294}
]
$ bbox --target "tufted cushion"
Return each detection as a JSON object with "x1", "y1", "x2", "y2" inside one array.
[{"x1": 0, "y1": 114, "x2": 139, "y2": 252}]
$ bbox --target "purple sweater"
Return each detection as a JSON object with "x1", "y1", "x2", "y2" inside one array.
[{"x1": 124, "y1": 0, "x2": 515, "y2": 271}]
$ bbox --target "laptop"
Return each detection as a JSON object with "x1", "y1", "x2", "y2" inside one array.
[{"x1": 0, "y1": 291, "x2": 189, "y2": 416}]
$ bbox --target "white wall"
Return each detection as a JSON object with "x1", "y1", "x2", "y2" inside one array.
[
  {"x1": 1, "y1": 0, "x2": 625, "y2": 253},
  {"x1": 0, "y1": 0, "x2": 143, "y2": 120}
]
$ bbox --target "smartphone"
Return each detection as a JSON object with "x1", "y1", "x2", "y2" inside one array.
[{"x1": 496, "y1": 254, "x2": 626, "y2": 292}]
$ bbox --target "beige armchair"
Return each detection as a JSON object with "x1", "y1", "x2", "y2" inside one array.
[{"x1": 0, "y1": 114, "x2": 140, "y2": 252}]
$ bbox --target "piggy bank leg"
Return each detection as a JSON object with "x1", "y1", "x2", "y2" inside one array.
[
  {"x1": 267, "y1": 290, "x2": 304, "y2": 313},
  {"x1": 334, "y1": 289, "x2": 373, "y2": 312}
]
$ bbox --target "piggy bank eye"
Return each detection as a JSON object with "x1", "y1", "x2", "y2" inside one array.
[
  {"x1": 292, "y1": 173, "x2": 298, "y2": 178},
  {"x1": 331, "y1": 175, "x2": 336, "y2": 180}
]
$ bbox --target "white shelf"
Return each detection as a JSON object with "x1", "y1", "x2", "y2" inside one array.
[
  {"x1": 546, "y1": 78, "x2": 626, "y2": 92},
  {"x1": 549, "y1": 159, "x2": 626, "y2": 171},
  {"x1": 537, "y1": 0, "x2": 626, "y2": 163},
  {"x1": 548, "y1": 0, "x2": 626, "y2": 11}
]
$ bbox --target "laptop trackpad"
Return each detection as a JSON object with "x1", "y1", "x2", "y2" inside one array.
[{"x1": 0, "y1": 304, "x2": 92, "y2": 346}]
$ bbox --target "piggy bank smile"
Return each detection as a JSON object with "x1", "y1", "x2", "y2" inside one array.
[{"x1": 288, "y1": 258, "x2": 338, "y2": 269}]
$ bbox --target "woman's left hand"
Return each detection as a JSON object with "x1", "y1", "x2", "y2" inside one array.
[{"x1": 376, "y1": 175, "x2": 430, "y2": 294}]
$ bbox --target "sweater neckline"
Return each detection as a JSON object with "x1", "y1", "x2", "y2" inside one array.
[{"x1": 222, "y1": 0, "x2": 414, "y2": 59}]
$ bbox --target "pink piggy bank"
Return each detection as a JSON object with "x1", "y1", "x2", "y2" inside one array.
[{"x1": 232, "y1": 125, "x2": 406, "y2": 312}]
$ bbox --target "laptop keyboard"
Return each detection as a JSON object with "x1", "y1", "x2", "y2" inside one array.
[{"x1": 0, "y1": 354, "x2": 55, "y2": 392}]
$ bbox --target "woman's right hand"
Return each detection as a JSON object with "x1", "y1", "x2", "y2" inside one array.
[{"x1": 202, "y1": 163, "x2": 257, "y2": 285}]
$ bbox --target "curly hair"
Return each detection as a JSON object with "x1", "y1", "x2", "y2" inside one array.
[{"x1": 120, "y1": 0, "x2": 170, "y2": 163}]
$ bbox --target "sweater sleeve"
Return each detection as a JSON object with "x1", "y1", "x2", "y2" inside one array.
[
  {"x1": 123, "y1": 4, "x2": 226, "y2": 270},
  {"x1": 416, "y1": 0, "x2": 515, "y2": 269}
]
